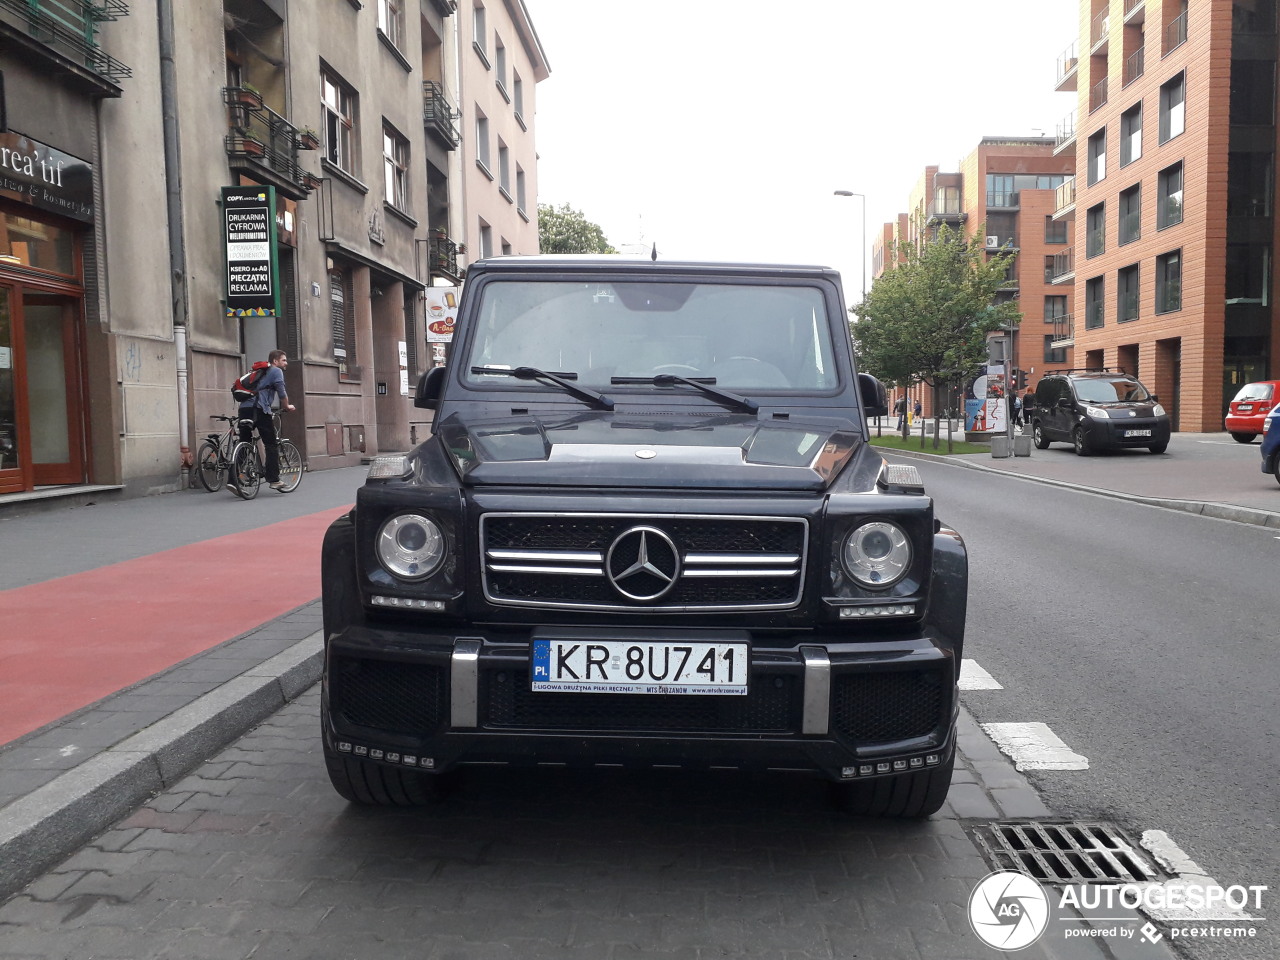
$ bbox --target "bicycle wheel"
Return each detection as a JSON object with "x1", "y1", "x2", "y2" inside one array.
[
  {"x1": 277, "y1": 440, "x2": 304, "y2": 492},
  {"x1": 194, "y1": 439, "x2": 225, "y2": 492},
  {"x1": 230, "y1": 441, "x2": 262, "y2": 500}
]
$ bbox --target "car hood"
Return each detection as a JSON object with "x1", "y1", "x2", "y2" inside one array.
[
  {"x1": 1089, "y1": 402, "x2": 1164, "y2": 418},
  {"x1": 430, "y1": 410, "x2": 864, "y2": 491}
]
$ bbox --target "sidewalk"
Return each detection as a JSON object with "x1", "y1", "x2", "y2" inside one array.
[{"x1": 0, "y1": 437, "x2": 1264, "y2": 942}]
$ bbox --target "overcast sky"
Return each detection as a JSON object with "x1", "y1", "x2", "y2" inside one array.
[{"x1": 523, "y1": 0, "x2": 1080, "y2": 303}]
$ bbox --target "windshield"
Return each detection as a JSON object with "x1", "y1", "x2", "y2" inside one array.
[
  {"x1": 461, "y1": 280, "x2": 839, "y2": 393},
  {"x1": 1232, "y1": 382, "x2": 1275, "y2": 403},
  {"x1": 1072, "y1": 377, "x2": 1151, "y2": 403}
]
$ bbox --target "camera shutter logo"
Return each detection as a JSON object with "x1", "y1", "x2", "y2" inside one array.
[{"x1": 968, "y1": 871, "x2": 1050, "y2": 951}]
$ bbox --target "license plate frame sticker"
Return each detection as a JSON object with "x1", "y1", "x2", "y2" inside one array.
[
  {"x1": 1124, "y1": 428, "x2": 1152, "y2": 438},
  {"x1": 532, "y1": 639, "x2": 749, "y2": 695}
]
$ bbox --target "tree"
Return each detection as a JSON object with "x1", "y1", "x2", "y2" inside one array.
[
  {"x1": 851, "y1": 223, "x2": 1021, "y2": 446},
  {"x1": 538, "y1": 203, "x2": 617, "y2": 254}
]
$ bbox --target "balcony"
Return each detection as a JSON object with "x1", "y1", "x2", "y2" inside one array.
[
  {"x1": 1165, "y1": 11, "x2": 1187, "y2": 53},
  {"x1": 1050, "y1": 249, "x2": 1075, "y2": 284},
  {"x1": 429, "y1": 232, "x2": 464, "y2": 283},
  {"x1": 1054, "y1": 177, "x2": 1076, "y2": 218},
  {"x1": 1050, "y1": 313, "x2": 1075, "y2": 348},
  {"x1": 1124, "y1": 0, "x2": 1145, "y2": 24},
  {"x1": 1091, "y1": 10, "x2": 1110, "y2": 52},
  {"x1": 223, "y1": 87, "x2": 311, "y2": 199},
  {"x1": 426, "y1": 0, "x2": 456, "y2": 16},
  {"x1": 926, "y1": 200, "x2": 967, "y2": 224},
  {"x1": 1090, "y1": 75, "x2": 1109, "y2": 113},
  {"x1": 1056, "y1": 41, "x2": 1078, "y2": 92},
  {"x1": 1123, "y1": 47, "x2": 1145, "y2": 87},
  {"x1": 0, "y1": 0, "x2": 131, "y2": 93},
  {"x1": 423, "y1": 81, "x2": 460, "y2": 150},
  {"x1": 1055, "y1": 110, "x2": 1077, "y2": 155}
]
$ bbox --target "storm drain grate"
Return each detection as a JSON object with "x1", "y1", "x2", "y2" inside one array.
[{"x1": 967, "y1": 821, "x2": 1166, "y2": 884}]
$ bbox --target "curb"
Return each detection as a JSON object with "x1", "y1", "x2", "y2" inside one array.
[
  {"x1": 886, "y1": 447, "x2": 1280, "y2": 530},
  {"x1": 0, "y1": 633, "x2": 322, "y2": 898}
]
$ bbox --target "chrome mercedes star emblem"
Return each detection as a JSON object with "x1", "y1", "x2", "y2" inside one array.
[
  {"x1": 605, "y1": 526, "x2": 680, "y2": 601},
  {"x1": 636, "y1": 449, "x2": 657, "y2": 459}
]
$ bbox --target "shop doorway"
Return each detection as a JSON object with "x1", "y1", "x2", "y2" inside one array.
[{"x1": 0, "y1": 285, "x2": 87, "y2": 493}]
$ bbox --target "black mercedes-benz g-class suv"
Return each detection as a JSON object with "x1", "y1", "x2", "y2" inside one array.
[{"x1": 320, "y1": 257, "x2": 968, "y2": 818}]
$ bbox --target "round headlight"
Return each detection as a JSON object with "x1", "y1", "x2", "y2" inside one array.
[
  {"x1": 842, "y1": 521, "x2": 911, "y2": 588},
  {"x1": 377, "y1": 514, "x2": 445, "y2": 581}
]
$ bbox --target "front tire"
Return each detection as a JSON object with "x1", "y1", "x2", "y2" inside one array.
[
  {"x1": 230, "y1": 441, "x2": 261, "y2": 499},
  {"x1": 194, "y1": 440, "x2": 225, "y2": 492},
  {"x1": 831, "y1": 750, "x2": 954, "y2": 819},
  {"x1": 1032, "y1": 422, "x2": 1051, "y2": 449},
  {"x1": 1072, "y1": 426, "x2": 1093, "y2": 456},
  {"x1": 1231, "y1": 432, "x2": 1257, "y2": 444},
  {"x1": 277, "y1": 440, "x2": 304, "y2": 492},
  {"x1": 1149, "y1": 442, "x2": 1168, "y2": 454}
]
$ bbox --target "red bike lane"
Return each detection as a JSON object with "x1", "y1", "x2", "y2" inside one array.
[{"x1": 0, "y1": 505, "x2": 350, "y2": 746}]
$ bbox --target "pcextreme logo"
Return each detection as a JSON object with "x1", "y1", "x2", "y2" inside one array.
[{"x1": 968, "y1": 871, "x2": 1050, "y2": 951}]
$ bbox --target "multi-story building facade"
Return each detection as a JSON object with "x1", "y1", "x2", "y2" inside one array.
[
  {"x1": 1056, "y1": 0, "x2": 1280, "y2": 430},
  {"x1": 873, "y1": 140, "x2": 1076, "y2": 416},
  {"x1": 0, "y1": 0, "x2": 547, "y2": 504}
]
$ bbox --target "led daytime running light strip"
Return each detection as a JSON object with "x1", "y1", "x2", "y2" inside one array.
[
  {"x1": 838, "y1": 603, "x2": 916, "y2": 618},
  {"x1": 336, "y1": 740, "x2": 436, "y2": 768},
  {"x1": 371, "y1": 596, "x2": 446, "y2": 610},
  {"x1": 840, "y1": 753, "x2": 941, "y2": 779}
]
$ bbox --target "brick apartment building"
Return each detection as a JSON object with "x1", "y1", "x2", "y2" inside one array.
[
  {"x1": 871, "y1": 140, "x2": 1076, "y2": 418},
  {"x1": 1056, "y1": 0, "x2": 1280, "y2": 431}
]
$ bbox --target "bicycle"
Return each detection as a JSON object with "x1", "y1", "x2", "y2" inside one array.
[
  {"x1": 193, "y1": 414, "x2": 254, "y2": 493},
  {"x1": 229, "y1": 415, "x2": 304, "y2": 499}
]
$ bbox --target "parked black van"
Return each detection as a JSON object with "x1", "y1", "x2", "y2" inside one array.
[{"x1": 1031, "y1": 369, "x2": 1171, "y2": 455}]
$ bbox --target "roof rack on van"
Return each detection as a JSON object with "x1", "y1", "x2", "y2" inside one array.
[{"x1": 1044, "y1": 367, "x2": 1128, "y2": 375}]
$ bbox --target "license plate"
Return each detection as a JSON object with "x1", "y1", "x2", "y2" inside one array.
[
  {"x1": 1239, "y1": 404, "x2": 1253, "y2": 412},
  {"x1": 1124, "y1": 429, "x2": 1152, "y2": 438},
  {"x1": 532, "y1": 639, "x2": 748, "y2": 695}
]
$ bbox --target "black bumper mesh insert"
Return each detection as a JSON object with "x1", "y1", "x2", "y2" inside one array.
[
  {"x1": 831, "y1": 669, "x2": 947, "y2": 743},
  {"x1": 331, "y1": 658, "x2": 446, "y2": 737}
]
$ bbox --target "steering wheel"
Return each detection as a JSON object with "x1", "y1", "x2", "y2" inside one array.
[{"x1": 652, "y1": 364, "x2": 701, "y2": 374}]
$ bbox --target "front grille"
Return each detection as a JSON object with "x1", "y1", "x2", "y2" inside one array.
[
  {"x1": 482, "y1": 513, "x2": 807, "y2": 612},
  {"x1": 331, "y1": 657, "x2": 446, "y2": 736},
  {"x1": 831, "y1": 670, "x2": 946, "y2": 743},
  {"x1": 483, "y1": 670, "x2": 799, "y2": 733}
]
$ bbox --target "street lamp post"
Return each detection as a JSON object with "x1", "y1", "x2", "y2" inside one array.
[{"x1": 833, "y1": 190, "x2": 866, "y2": 300}]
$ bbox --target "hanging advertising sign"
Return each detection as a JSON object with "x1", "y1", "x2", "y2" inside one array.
[
  {"x1": 0, "y1": 132, "x2": 94, "y2": 223},
  {"x1": 222, "y1": 186, "x2": 279, "y2": 317},
  {"x1": 425, "y1": 286, "x2": 459, "y2": 343},
  {"x1": 966, "y1": 365, "x2": 1008, "y2": 432}
]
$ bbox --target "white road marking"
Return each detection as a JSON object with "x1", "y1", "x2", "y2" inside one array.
[
  {"x1": 980, "y1": 722, "x2": 1089, "y2": 770},
  {"x1": 1137, "y1": 830, "x2": 1261, "y2": 921},
  {"x1": 959, "y1": 659, "x2": 1003, "y2": 690}
]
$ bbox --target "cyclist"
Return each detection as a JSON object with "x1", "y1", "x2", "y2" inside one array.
[{"x1": 229, "y1": 349, "x2": 295, "y2": 493}]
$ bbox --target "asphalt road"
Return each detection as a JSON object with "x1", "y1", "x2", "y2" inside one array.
[{"x1": 904, "y1": 455, "x2": 1279, "y2": 960}]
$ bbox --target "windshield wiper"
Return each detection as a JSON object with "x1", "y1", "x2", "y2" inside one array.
[
  {"x1": 471, "y1": 365, "x2": 614, "y2": 410},
  {"x1": 611, "y1": 374, "x2": 758, "y2": 413}
]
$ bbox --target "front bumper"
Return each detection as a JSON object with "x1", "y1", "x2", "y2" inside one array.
[
  {"x1": 1081, "y1": 416, "x2": 1171, "y2": 449},
  {"x1": 322, "y1": 624, "x2": 958, "y2": 783}
]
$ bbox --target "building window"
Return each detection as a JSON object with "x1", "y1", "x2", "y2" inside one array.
[
  {"x1": 986, "y1": 174, "x2": 1016, "y2": 207},
  {"x1": 498, "y1": 140, "x2": 510, "y2": 199},
  {"x1": 377, "y1": 0, "x2": 403, "y2": 49},
  {"x1": 1226, "y1": 243, "x2": 1271, "y2": 305},
  {"x1": 1228, "y1": 152, "x2": 1274, "y2": 217},
  {"x1": 1158, "y1": 162, "x2": 1184, "y2": 228},
  {"x1": 1086, "y1": 203, "x2": 1106, "y2": 258},
  {"x1": 1119, "y1": 185, "x2": 1141, "y2": 245},
  {"x1": 1155, "y1": 250, "x2": 1182, "y2": 313},
  {"x1": 1044, "y1": 335, "x2": 1067, "y2": 365},
  {"x1": 516, "y1": 166, "x2": 527, "y2": 215},
  {"x1": 382, "y1": 123, "x2": 409, "y2": 210},
  {"x1": 513, "y1": 73, "x2": 525, "y2": 125},
  {"x1": 1118, "y1": 264, "x2": 1140, "y2": 321},
  {"x1": 472, "y1": 2, "x2": 488, "y2": 64},
  {"x1": 1159, "y1": 72, "x2": 1186, "y2": 143},
  {"x1": 1231, "y1": 61, "x2": 1276, "y2": 125},
  {"x1": 475, "y1": 110, "x2": 490, "y2": 173},
  {"x1": 1120, "y1": 103, "x2": 1142, "y2": 165},
  {"x1": 322, "y1": 69, "x2": 357, "y2": 175},
  {"x1": 495, "y1": 37, "x2": 508, "y2": 99},
  {"x1": 1086, "y1": 275, "x2": 1105, "y2": 328},
  {"x1": 1044, "y1": 295, "x2": 1068, "y2": 323},
  {"x1": 1045, "y1": 216, "x2": 1068, "y2": 244},
  {"x1": 1087, "y1": 129, "x2": 1107, "y2": 185},
  {"x1": 330, "y1": 264, "x2": 357, "y2": 378},
  {"x1": 479, "y1": 220, "x2": 493, "y2": 258}
]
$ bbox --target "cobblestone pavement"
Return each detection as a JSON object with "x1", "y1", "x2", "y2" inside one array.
[{"x1": 0, "y1": 686, "x2": 1176, "y2": 960}]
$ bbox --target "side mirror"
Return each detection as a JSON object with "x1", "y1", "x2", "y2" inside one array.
[
  {"x1": 1057, "y1": 397, "x2": 1072, "y2": 410},
  {"x1": 1149, "y1": 394, "x2": 1160, "y2": 403},
  {"x1": 858, "y1": 372, "x2": 888, "y2": 418},
  {"x1": 414, "y1": 366, "x2": 446, "y2": 410}
]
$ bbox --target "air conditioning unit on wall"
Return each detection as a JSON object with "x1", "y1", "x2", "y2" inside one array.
[{"x1": 986, "y1": 235, "x2": 1000, "y2": 248}]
